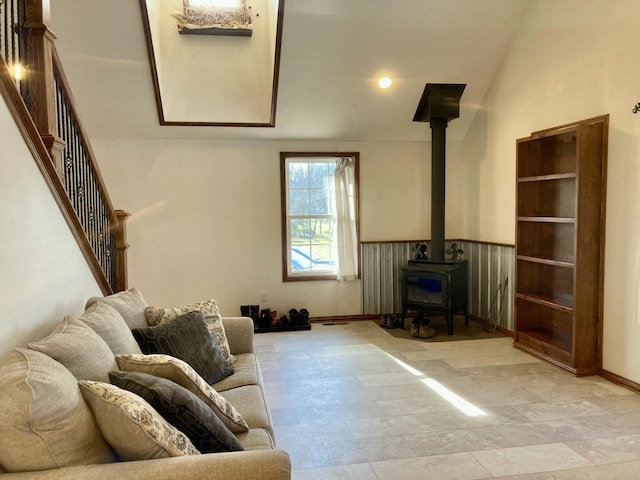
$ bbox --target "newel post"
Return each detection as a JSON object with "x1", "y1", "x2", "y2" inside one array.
[
  {"x1": 25, "y1": 0, "x2": 65, "y2": 171},
  {"x1": 115, "y1": 210, "x2": 131, "y2": 293}
]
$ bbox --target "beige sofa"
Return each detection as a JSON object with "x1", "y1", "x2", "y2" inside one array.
[{"x1": 0, "y1": 288, "x2": 291, "y2": 480}]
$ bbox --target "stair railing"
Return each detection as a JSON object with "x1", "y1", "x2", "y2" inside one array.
[{"x1": 0, "y1": 0, "x2": 128, "y2": 294}]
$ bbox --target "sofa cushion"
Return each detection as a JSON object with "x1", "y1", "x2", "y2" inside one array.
[
  {"x1": 236, "y1": 428, "x2": 276, "y2": 450},
  {"x1": 145, "y1": 298, "x2": 235, "y2": 363},
  {"x1": 109, "y1": 371, "x2": 244, "y2": 454},
  {"x1": 79, "y1": 301, "x2": 142, "y2": 355},
  {"x1": 0, "y1": 348, "x2": 115, "y2": 472},
  {"x1": 212, "y1": 352, "x2": 259, "y2": 392},
  {"x1": 29, "y1": 316, "x2": 118, "y2": 383},
  {"x1": 132, "y1": 311, "x2": 233, "y2": 384},
  {"x1": 220, "y1": 385, "x2": 273, "y2": 440},
  {"x1": 79, "y1": 380, "x2": 200, "y2": 460},
  {"x1": 116, "y1": 354, "x2": 249, "y2": 434},
  {"x1": 86, "y1": 287, "x2": 149, "y2": 329}
]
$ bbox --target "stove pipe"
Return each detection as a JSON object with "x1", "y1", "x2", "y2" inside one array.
[{"x1": 413, "y1": 83, "x2": 466, "y2": 261}]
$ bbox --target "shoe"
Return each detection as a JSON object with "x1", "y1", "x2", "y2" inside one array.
[
  {"x1": 411, "y1": 318, "x2": 420, "y2": 337},
  {"x1": 259, "y1": 308, "x2": 271, "y2": 329},
  {"x1": 419, "y1": 320, "x2": 436, "y2": 339},
  {"x1": 299, "y1": 308, "x2": 310, "y2": 325},
  {"x1": 242, "y1": 305, "x2": 259, "y2": 328},
  {"x1": 386, "y1": 314, "x2": 399, "y2": 329},
  {"x1": 380, "y1": 314, "x2": 389, "y2": 328},
  {"x1": 269, "y1": 310, "x2": 278, "y2": 328},
  {"x1": 250, "y1": 305, "x2": 260, "y2": 324},
  {"x1": 288, "y1": 309, "x2": 300, "y2": 326}
]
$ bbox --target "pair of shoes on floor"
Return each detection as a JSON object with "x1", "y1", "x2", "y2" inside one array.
[
  {"x1": 288, "y1": 308, "x2": 310, "y2": 326},
  {"x1": 380, "y1": 314, "x2": 401, "y2": 329},
  {"x1": 241, "y1": 304, "x2": 260, "y2": 328},
  {"x1": 411, "y1": 318, "x2": 436, "y2": 339}
]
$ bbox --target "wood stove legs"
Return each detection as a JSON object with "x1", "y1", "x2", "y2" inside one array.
[{"x1": 400, "y1": 307, "x2": 469, "y2": 335}]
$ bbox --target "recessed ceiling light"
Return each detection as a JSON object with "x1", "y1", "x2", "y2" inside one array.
[{"x1": 378, "y1": 77, "x2": 392, "y2": 89}]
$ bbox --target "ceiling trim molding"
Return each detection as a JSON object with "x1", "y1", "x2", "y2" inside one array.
[{"x1": 138, "y1": 0, "x2": 285, "y2": 128}]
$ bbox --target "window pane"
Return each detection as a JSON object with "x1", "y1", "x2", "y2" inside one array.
[
  {"x1": 290, "y1": 244, "x2": 311, "y2": 271},
  {"x1": 309, "y1": 189, "x2": 330, "y2": 215},
  {"x1": 290, "y1": 217, "x2": 336, "y2": 272},
  {"x1": 289, "y1": 189, "x2": 308, "y2": 215},
  {"x1": 308, "y1": 162, "x2": 331, "y2": 188},
  {"x1": 290, "y1": 218, "x2": 311, "y2": 245},
  {"x1": 288, "y1": 163, "x2": 308, "y2": 189}
]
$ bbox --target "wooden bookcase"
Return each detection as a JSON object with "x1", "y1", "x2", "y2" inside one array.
[{"x1": 514, "y1": 115, "x2": 608, "y2": 375}]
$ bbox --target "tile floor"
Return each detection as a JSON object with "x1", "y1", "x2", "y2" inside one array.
[{"x1": 253, "y1": 320, "x2": 640, "y2": 480}]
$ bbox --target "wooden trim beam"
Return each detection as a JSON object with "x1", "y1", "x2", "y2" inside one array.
[{"x1": 115, "y1": 210, "x2": 131, "y2": 293}]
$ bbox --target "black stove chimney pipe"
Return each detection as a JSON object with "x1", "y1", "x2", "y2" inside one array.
[{"x1": 413, "y1": 83, "x2": 466, "y2": 261}]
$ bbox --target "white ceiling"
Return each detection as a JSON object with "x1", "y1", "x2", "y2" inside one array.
[{"x1": 49, "y1": 0, "x2": 531, "y2": 142}]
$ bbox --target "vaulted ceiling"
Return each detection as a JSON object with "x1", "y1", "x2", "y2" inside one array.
[{"x1": 49, "y1": 0, "x2": 531, "y2": 142}]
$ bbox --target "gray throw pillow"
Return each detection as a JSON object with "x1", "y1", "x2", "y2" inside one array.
[
  {"x1": 145, "y1": 299, "x2": 235, "y2": 364},
  {"x1": 131, "y1": 311, "x2": 233, "y2": 384},
  {"x1": 115, "y1": 354, "x2": 248, "y2": 434},
  {"x1": 109, "y1": 371, "x2": 243, "y2": 454}
]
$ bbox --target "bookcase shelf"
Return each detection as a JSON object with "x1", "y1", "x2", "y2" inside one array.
[{"x1": 514, "y1": 115, "x2": 608, "y2": 376}]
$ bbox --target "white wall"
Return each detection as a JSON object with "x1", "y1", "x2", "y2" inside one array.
[
  {"x1": 465, "y1": 0, "x2": 640, "y2": 382},
  {"x1": 0, "y1": 96, "x2": 102, "y2": 359},
  {"x1": 92, "y1": 138, "x2": 467, "y2": 318}
]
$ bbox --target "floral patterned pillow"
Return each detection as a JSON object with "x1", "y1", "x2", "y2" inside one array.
[
  {"x1": 144, "y1": 299, "x2": 235, "y2": 363},
  {"x1": 78, "y1": 381, "x2": 200, "y2": 460},
  {"x1": 116, "y1": 354, "x2": 249, "y2": 434}
]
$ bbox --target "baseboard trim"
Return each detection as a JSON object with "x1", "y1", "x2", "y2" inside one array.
[
  {"x1": 467, "y1": 314, "x2": 514, "y2": 338},
  {"x1": 599, "y1": 369, "x2": 640, "y2": 394}
]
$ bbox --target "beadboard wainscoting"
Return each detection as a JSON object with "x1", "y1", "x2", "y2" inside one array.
[{"x1": 361, "y1": 240, "x2": 515, "y2": 331}]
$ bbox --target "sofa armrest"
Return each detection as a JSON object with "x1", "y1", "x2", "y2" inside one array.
[
  {"x1": 0, "y1": 450, "x2": 291, "y2": 480},
  {"x1": 221, "y1": 316, "x2": 255, "y2": 355}
]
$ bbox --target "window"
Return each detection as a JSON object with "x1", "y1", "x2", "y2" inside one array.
[{"x1": 280, "y1": 152, "x2": 360, "y2": 282}]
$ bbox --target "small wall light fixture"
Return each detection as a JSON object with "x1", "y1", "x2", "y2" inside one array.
[{"x1": 12, "y1": 64, "x2": 23, "y2": 81}]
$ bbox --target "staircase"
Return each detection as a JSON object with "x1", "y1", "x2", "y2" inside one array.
[{"x1": 0, "y1": 0, "x2": 128, "y2": 294}]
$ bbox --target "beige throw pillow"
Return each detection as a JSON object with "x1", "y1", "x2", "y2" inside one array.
[
  {"x1": 29, "y1": 317, "x2": 118, "y2": 383},
  {"x1": 79, "y1": 301, "x2": 142, "y2": 355},
  {"x1": 144, "y1": 299, "x2": 235, "y2": 363},
  {"x1": 86, "y1": 287, "x2": 149, "y2": 329},
  {"x1": 79, "y1": 380, "x2": 201, "y2": 460},
  {"x1": 0, "y1": 348, "x2": 115, "y2": 472},
  {"x1": 116, "y1": 353, "x2": 249, "y2": 434}
]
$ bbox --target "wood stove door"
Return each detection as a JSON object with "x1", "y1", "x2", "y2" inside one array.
[{"x1": 403, "y1": 272, "x2": 446, "y2": 307}]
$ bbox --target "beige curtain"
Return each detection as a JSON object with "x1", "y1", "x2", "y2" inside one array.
[{"x1": 334, "y1": 158, "x2": 358, "y2": 281}]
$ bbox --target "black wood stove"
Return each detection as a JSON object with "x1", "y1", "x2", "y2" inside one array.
[
  {"x1": 401, "y1": 260, "x2": 468, "y2": 335},
  {"x1": 401, "y1": 84, "x2": 468, "y2": 335}
]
